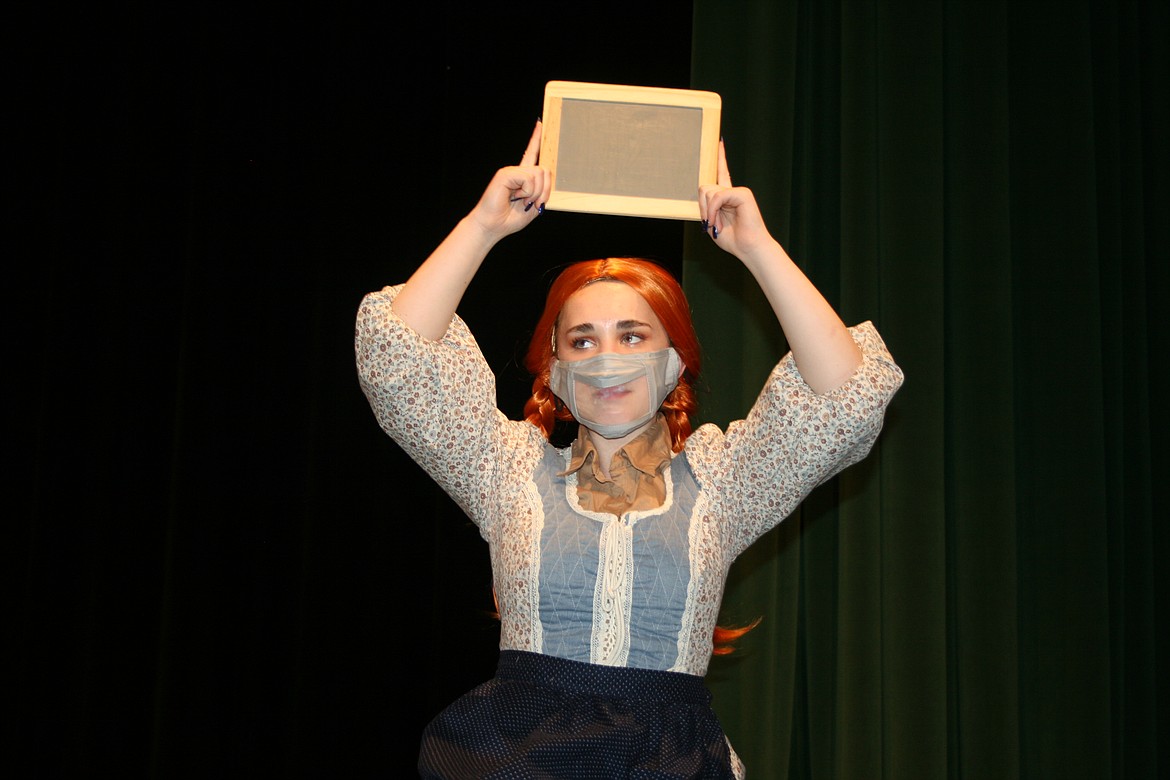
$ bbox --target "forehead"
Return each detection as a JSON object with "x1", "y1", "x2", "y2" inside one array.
[{"x1": 559, "y1": 280, "x2": 661, "y2": 328}]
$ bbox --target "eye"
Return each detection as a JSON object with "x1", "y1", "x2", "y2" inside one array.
[
  {"x1": 570, "y1": 336, "x2": 596, "y2": 350},
  {"x1": 621, "y1": 331, "x2": 647, "y2": 346}
]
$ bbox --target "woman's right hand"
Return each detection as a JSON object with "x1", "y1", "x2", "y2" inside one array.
[{"x1": 468, "y1": 120, "x2": 550, "y2": 240}]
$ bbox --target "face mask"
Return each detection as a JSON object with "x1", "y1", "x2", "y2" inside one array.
[{"x1": 549, "y1": 348, "x2": 682, "y2": 439}]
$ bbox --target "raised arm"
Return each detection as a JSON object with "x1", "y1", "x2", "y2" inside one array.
[
  {"x1": 391, "y1": 121, "x2": 551, "y2": 340},
  {"x1": 698, "y1": 141, "x2": 861, "y2": 394}
]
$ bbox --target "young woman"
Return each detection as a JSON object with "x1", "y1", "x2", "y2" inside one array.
[{"x1": 355, "y1": 121, "x2": 903, "y2": 778}]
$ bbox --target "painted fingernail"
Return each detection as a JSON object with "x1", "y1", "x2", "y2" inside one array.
[
  {"x1": 537, "y1": 203, "x2": 545, "y2": 215},
  {"x1": 525, "y1": 201, "x2": 534, "y2": 212},
  {"x1": 701, "y1": 219, "x2": 709, "y2": 232},
  {"x1": 712, "y1": 226, "x2": 720, "y2": 239}
]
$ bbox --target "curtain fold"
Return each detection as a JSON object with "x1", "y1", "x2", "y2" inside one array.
[{"x1": 686, "y1": 0, "x2": 1167, "y2": 777}]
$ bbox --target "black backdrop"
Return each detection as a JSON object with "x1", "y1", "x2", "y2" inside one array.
[{"x1": 14, "y1": 4, "x2": 697, "y2": 776}]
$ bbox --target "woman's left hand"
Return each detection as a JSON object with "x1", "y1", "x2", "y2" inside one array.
[{"x1": 698, "y1": 140, "x2": 775, "y2": 260}]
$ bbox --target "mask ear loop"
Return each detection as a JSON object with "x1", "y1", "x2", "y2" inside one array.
[
  {"x1": 648, "y1": 349, "x2": 683, "y2": 420},
  {"x1": 665, "y1": 348, "x2": 682, "y2": 391},
  {"x1": 546, "y1": 325, "x2": 567, "y2": 414}
]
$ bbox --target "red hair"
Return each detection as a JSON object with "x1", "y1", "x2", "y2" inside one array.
[
  {"x1": 522, "y1": 257, "x2": 702, "y2": 452},
  {"x1": 711, "y1": 618, "x2": 763, "y2": 656}
]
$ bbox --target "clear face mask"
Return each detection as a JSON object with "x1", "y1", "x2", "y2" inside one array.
[{"x1": 549, "y1": 348, "x2": 682, "y2": 439}]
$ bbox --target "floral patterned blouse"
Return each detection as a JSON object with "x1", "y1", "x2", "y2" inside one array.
[{"x1": 355, "y1": 284, "x2": 903, "y2": 677}]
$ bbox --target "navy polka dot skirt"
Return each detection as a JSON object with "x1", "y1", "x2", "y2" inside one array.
[{"x1": 418, "y1": 650, "x2": 740, "y2": 779}]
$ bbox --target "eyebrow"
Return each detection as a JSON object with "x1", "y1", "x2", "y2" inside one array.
[{"x1": 564, "y1": 319, "x2": 654, "y2": 336}]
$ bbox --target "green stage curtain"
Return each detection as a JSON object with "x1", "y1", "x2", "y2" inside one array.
[{"x1": 684, "y1": 1, "x2": 1167, "y2": 777}]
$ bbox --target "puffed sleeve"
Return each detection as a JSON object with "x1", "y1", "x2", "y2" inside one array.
[
  {"x1": 354, "y1": 284, "x2": 543, "y2": 531},
  {"x1": 686, "y1": 321, "x2": 904, "y2": 557}
]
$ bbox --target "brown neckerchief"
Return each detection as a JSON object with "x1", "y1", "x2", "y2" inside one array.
[{"x1": 560, "y1": 415, "x2": 671, "y2": 516}]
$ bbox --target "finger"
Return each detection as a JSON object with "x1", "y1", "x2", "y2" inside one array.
[
  {"x1": 534, "y1": 165, "x2": 551, "y2": 204},
  {"x1": 506, "y1": 166, "x2": 551, "y2": 212},
  {"x1": 519, "y1": 119, "x2": 542, "y2": 165},
  {"x1": 697, "y1": 184, "x2": 726, "y2": 228},
  {"x1": 521, "y1": 160, "x2": 551, "y2": 209},
  {"x1": 505, "y1": 169, "x2": 537, "y2": 205},
  {"x1": 520, "y1": 167, "x2": 551, "y2": 217},
  {"x1": 709, "y1": 193, "x2": 727, "y2": 239},
  {"x1": 717, "y1": 138, "x2": 732, "y2": 187},
  {"x1": 696, "y1": 185, "x2": 710, "y2": 228}
]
